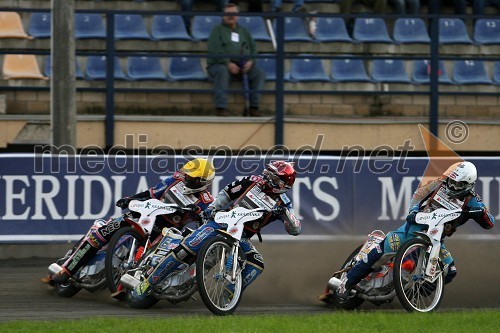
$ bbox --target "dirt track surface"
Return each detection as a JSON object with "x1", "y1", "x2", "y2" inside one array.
[{"x1": 0, "y1": 239, "x2": 498, "y2": 322}]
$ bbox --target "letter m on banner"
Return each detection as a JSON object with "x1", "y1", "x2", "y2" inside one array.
[{"x1": 378, "y1": 177, "x2": 417, "y2": 220}]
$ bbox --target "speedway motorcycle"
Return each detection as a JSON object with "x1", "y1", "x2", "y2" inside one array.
[
  {"x1": 120, "y1": 206, "x2": 267, "y2": 315},
  {"x1": 320, "y1": 208, "x2": 473, "y2": 312},
  {"x1": 48, "y1": 199, "x2": 194, "y2": 298}
]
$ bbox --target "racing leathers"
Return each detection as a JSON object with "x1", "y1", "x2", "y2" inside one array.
[
  {"x1": 52, "y1": 172, "x2": 213, "y2": 282},
  {"x1": 341, "y1": 177, "x2": 495, "y2": 294},
  {"x1": 130, "y1": 175, "x2": 302, "y2": 301}
]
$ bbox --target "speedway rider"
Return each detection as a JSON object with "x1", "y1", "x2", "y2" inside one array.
[
  {"x1": 44, "y1": 158, "x2": 215, "y2": 286},
  {"x1": 336, "y1": 161, "x2": 495, "y2": 300},
  {"x1": 128, "y1": 161, "x2": 302, "y2": 302}
]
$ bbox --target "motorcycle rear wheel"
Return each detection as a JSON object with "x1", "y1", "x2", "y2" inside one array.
[
  {"x1": 125, "y1": 244, "x2": 160, "y2": 309},
  {"x1": 55, "y1": 282, "x2": 81, "y2": 298},
  {"x1": 196, "y1": 237, "x2": 243, "y2": 316},
  {"x1": 394, "y1": 238, "x2": 444, "y2": 312},
  {"x1": 105, "y1": 226, "x2": 147, "y2": 294},
  {"x1": 331, "y1": 245, "x2": 365, "y2": 310}
]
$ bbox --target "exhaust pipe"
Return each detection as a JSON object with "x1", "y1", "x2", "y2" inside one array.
[
  {"x1": 48, "y1": 263, "x2": 64, "y2": 276},
  {"x1": 327, "y1": 277, "x2": 356, "y2": 296},
  {"x1": 120, "y1": 274, "x2": 141, "y2": 290}
]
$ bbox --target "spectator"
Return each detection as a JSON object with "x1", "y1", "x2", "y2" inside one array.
[
  {"x1": 422, "y1": 0, "x2": 468, "y2": 14},
  {"x1": 388, "y1": 0, "x2": 420, "y2": 14},
  {"x1": 471, "y1": 0, "x2": 500, "y2": 14},
  {"x1": 339, "y1": 0, "x2": 389, "y2": 15},
  {"x1": 206, "y1": 3, "x2": 266, "y2": 117},
  {"x1": 271, "y1": 0, "x2": 305, "y2": 13},
  {"x1": 178, "y1": 0, "x2": 228, "y2": 30},
  {"x1": 339, "y1": 0, "x2": 388, "y2": 34}
]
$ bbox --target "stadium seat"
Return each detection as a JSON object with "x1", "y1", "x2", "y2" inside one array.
[
  {"x1": 167, "y1": 56, "x2": 208, "y2": 81},
  {"x1": 238, "y1": 16, "x2": 271, "y2": 42},
  {"x1": 256, "y1": 55, "x2": 277, "y2": 81},
  {"x1": 151, "y1": 15, "x2": 191, "y2": 41},
  {"x1": 330, "y1": 58, "x2": 371, "y2": 82},
  {"x1": 127, "y1": 56, "x2": 167, "y2": 80},
  {"x1": 28, "y1": 12, "x2": 51, "y2": 39},
  {"x1": 314, "y1": 17, "x2": 353, "y2": 43},
  {"x1": 276, "y1": 17, "x2": 313, "y2": 42},
  {"x1": 288, "y1": 56, "x2": 330, "y2": 82},
  {"x1": 371, "y1": 59, "x2": 410, "y2": 83},
  {"x1": 114, "y1": 14, "x2": 151, "y2": 40},
  {"x1": 393, "y1": 18, "x2": 430, "y2": 44},
  {"x1": 2, "y1": 54, "x2": 47, "y2": 80},
  {"x1": 439, "y1": 18, "x2": 473, "y2": 44},
  {"x1": 85, "y1": 56, "x2": 127, "y2": 80},
  {"x1": 474, "y1": 19, "x2": 500, "y2": 45},
  {"x1": 75, "y1": 13, "x2": 106, "y2": 39},
  {"x1": 411, "y1": 60, "x2": 451, "y2": 84},
  {"x1": 44, "y1": 56, "x2": 84, "y2": 79},
  {"x1": 353, "y1": 18, "x2": 392, "y2": 43},
  {"x1": 452, "y1": 60, "x2": 492, "y2": 84},
  {"x1": 191, "y1": 16, "x2": 221, "y2": 41},
  {"x1": 0, "y1": 12, "x2": 30, "y2": 39},
  {"x1": 493, "y1": 62, "x2": 500, "y2": 85}
]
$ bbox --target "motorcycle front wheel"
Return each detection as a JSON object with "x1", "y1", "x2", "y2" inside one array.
[
  {"x1": 196, "y1": 237, "x2": 243, "y2": 316},
  {"x1": 105, "y1": 226, "x2": 147, "y2": 294},
  {"x1": 55, "y1": 282, "x2": 81, "y2": 298},
  {"x1": 394, "y1": 238, "x2": 444, "y2": 312}
]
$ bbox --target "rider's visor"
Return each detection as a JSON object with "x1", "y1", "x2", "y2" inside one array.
[{"x1": 447, "y1": 178, "x2": 468, "y2": 191}]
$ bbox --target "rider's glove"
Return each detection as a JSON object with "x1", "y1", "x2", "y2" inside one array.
[
  {"x1": 116, "y1": 197, "x2": 131, "y2": 209},
  {"x1": 466, "y1": 206, "x2": 485, "y2": 220},
  {"x1": 201, "y1": 209, "x2": 216, "y2": 221},
  {"x1": 272, "y1": 205, "x2": 287, "y2": 217},
  {"x1": 185, "y1": 204, "x2": 201, "y2": 214},
  {"x1": 406, "y1": 210, "x2": 418, "y2": 224}
]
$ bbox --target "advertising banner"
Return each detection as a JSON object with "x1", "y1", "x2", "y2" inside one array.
[{"x1": 0, "y1": 154, "x2": 498, "y2": 242}]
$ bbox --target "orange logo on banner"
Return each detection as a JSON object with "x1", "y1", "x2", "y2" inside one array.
[{"x1": 417, "y1": 124, "x2": 464, "y2": 188}]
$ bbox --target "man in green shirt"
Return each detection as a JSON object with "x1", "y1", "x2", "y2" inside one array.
[{"x1": 207, "y1": 3, "x2": 266, "y2": 116}]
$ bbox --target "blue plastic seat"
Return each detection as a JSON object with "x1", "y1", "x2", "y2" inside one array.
[
  {"x1": 238, "y1": 16, "x2": 271, "y2": 42},
  {"x1": 288, "y1": 56, "x2": 330, "y2": 82},
  {"x1": 256, "y1": 55, "x2": 277, "y2": 81},
  {"x1": 371, "y1": 59, "x2": 410, "y2": 83},
  {"x1": 191, "y1": 16, "x2": 221, "y2": 41},
  {"x1": 353, "y1": 18, "x2": 392, "y2": 43},
  {"x1": 151, "y1": 15, "x2": 191, "y2": 41},
  {"x1": 75, "y1": 13, "x2": 106, "y2": 39},
  {"x1": 314, "y1": 17, "x2": 353, "y2": 43},
  {"x1": 412, "y1": 60, "x2": 451, "y2": 84},
  {"x1": 474, "y1": 19, "x2": 500, "y2": 45},
  {"x1": 453, "y1": 60, "x2": 492, "y2": 84},
  {"x1": 85, "y1": 56, "x2": 127, "y2": 80},
  {"x1": 44, "y1": 56, "x2": 84, "y2": 79},
  {"x1": 115, "y1": 14, "x2": 151, "y2": 40},
  {"x1": 127, "y1": 56, "x2": 167, "y2": 80},
  {"x1": 330, "y1": 58, "x2": 371, "y2": 82},
  {"x1": 439, "y1": 18, "x2": 472, "y2": 44},
  {"x1": 167, "y1": 56, "x2": 208, "y2": 81},
  {"x1": 494, "y1": 62, "x2": 500, "y2": 85},
  {"x1": 393, "y1": 18, "x2": 430, "y2": 44},
  {"x1": 28, "y1": 12, "x2": 51, "y2": 38},
  {"x1": 275, "y1": 17, "x2": 313, "y2": 42}
]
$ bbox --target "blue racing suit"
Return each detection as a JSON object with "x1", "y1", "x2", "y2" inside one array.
[
  {"x1": 130, "y1": 175, "x2": 301, "y2": 301},
  {"x1": 344, "y1": 178, "x2": 495, "y2": 290}
]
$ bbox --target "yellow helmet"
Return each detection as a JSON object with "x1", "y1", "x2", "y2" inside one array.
[{"x1": 180, "y1": 158, "x2": 215, "y2": 194}]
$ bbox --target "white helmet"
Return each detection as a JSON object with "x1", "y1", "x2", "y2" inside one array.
[{"x1": 443, "y1": 161, "x2": 477, "y2": 199}]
